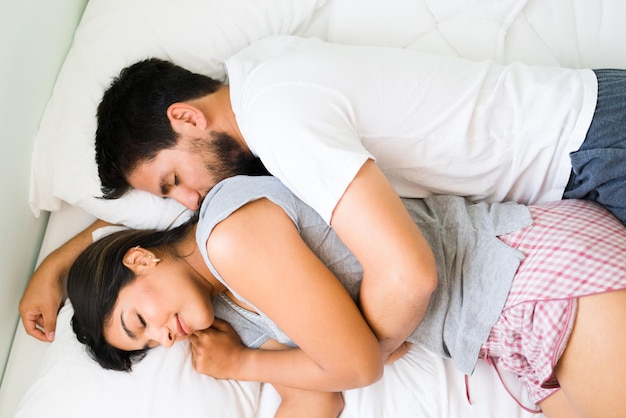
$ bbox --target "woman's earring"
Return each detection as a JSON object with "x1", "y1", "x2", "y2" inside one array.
[{"x1": 147, "y1": 254, "x2": 161, "y2": 263}]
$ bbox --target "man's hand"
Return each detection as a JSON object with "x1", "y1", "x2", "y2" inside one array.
[
  {"x1": 384, "y1": 341, "x2": 412, "y2": 364},
  {"x1": 273, "y1": 385, "x2": 344, "y2": 418}
]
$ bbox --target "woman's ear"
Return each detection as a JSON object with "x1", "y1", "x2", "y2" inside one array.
[
  {"x1": 123, "y1": 247, "x2": 160, "y2": 274},
  {"x1": 167, "y1": 102, "x2": 208, "y2": 135}
]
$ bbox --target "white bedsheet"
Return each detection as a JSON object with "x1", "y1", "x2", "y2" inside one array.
[{"x1": 3, "y1": 203, "x2": 543, "y2": 418}]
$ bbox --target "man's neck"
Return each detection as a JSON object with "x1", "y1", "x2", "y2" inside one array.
[{"x1": 211, "y1": 86, "x2": 251, "y2": 155}]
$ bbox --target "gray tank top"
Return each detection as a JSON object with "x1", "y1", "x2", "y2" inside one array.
[{"x1": 197, "y1": 176, "x2": 531, "y2": 375}]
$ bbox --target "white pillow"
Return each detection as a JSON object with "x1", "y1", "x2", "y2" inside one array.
[
  {"x1": 29, "y1": 0, "x2": 328, "y2": 229},
  {"x1": 14, "y1": 302, "x2": 261, "y2": 418}
]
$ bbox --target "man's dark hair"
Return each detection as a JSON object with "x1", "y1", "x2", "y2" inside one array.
[{"x1": 95, "y1": 58, "x2": 223, "y2": 199}]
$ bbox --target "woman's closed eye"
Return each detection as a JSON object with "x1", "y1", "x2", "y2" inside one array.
[
  {"x1": 135, "y1": 313, "x2": 156, "y2": 349},
  {"x1": 137, "y1": 313, "x2": 146, "y2": 328},
  {"x1": 136, "y1": 313, "x2": 161, "y2": 349},
  {"x1": 120, "y1": 311, "x2": 148, "y2": 342}
]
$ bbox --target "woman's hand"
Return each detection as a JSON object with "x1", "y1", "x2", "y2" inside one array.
[
  {"x1": 19, "y1": 257, "x2": 65, "y2": 342},
  {"x1": 20, "y1": 219, "x2": 111, "y2": 342},
  {"x1": 189, "y1": 318, "x2": 248, "y2": 378}
]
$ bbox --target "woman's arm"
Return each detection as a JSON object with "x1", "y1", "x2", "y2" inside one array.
[
  {"x1": 202, "y1": 197, "x2": 383, "y2": 392},
  {"x1": 19, "y1": 219, "x2": 111, "y2": 341},
  {"x1": 192, "y1": 329, "x2": 344, "y2": 417}
]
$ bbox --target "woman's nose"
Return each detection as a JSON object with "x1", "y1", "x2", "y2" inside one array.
[{"x1": 150, "y1": 326, "x2": 175, "y2": 348}]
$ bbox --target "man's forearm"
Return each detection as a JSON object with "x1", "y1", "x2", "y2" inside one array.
[
  {"x1": 330, "y1": 160, "x2": 438, "y2": 360},
  {"x1": 358, "y1": 273, "x2": 433, "y2": 358}
]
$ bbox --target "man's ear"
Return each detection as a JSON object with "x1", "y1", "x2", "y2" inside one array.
[
  {"x1": 123, "y1": 247, "x2": 159, "y2": 274},
  {"x1": 167, "y1": 102, "x2": 208, "y2": 135}
]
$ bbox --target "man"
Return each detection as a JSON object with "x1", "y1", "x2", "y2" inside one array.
[{"x1": 20, "y1": 35, "x2": 626, "y2": 356}]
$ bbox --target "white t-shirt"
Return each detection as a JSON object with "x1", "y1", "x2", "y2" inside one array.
[{"x1": 226, "y1": 35, "x2": 597, "y2": 223}]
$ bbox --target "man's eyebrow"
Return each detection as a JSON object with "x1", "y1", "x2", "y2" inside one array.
[
  {"x1": 159, "y1": 178, "x2": 171, "y2": 196},
  {"x1": 120, "y1": 311, "x2": 137, "y2": 339}
]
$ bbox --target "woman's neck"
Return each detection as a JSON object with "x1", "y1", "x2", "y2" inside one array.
[
  {"x1": 177, "y1": 223, "x2": 256, "y2": 312},
  {"x1": 175, "y1": 224, "x2": 227, "y2": 295}
]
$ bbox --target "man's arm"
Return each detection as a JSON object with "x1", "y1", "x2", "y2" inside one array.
[
  {"x1": 330, "y1": 159, "x2": 438, "y2": 360},
  {"x1": 19, "y1": 219, "x2": 111, "y2": 342}
]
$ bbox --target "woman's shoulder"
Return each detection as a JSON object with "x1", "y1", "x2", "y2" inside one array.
[
  {"x1": 198, "y1": 175, "x2": 305, "y2": 229},
  {"x1": 203, "y1": 176, "x2": 290, "y2": 209},
  {"x1": 211, "y1": 175, "x2": 285, "y2": 194}
]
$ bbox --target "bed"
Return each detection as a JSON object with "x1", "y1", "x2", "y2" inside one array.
[{"x1": 2, "y1": 0, "x2": 625, "y2": 416}]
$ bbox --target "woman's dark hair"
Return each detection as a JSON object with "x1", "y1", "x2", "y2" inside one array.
[
  {"x1": 95, "y1": 58, "x2": 223, "y2": 200},
  {"x1": 67, "y1": 218, "x2": 196, "y2": 371}
]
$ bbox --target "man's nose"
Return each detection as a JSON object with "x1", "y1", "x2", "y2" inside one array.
[{"x1": 171, "y1": 188, "x2": 200, "y2": 211}]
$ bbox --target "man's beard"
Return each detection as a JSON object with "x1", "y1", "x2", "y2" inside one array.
[{"x1": 198, "y1": 131, "x2": 270, "y2": 183}]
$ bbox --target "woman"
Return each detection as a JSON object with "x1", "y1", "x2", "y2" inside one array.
[{"x1": 68, "y1": 175, "x2": 626, "y2": 418}]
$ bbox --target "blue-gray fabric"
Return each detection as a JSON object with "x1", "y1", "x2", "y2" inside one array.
[
  {"x1": 564, "y1": 69, "x2": 626, "y2": 225},
  {"x1": 198, "y1": 176, "x2": 532, "y2": 375}
]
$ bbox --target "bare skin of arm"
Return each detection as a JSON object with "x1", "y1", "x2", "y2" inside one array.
[
  {"x1": 259, "y1": 338, "x2": 344, "y2": 418},
  {"x1": 191, "y1": 321, "x2": 409, "y2": 415},
  {"x1": 191, "y1": 184, "x2": 426, "y2": 390},
  {"x1": 192, "y1": 197, "x2": 383, "y2": 392},
  {"x1": 19, "y1": 219, "x2": 111, "y2": 342},
  {"x1": 331, "y1": 159, "x2": 438, "y2": 359},
  {"x1": 272, "y1": 386, "x2": 343, "y2": 418}
]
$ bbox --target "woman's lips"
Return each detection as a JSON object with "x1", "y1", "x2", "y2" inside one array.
[{"x1": 176, "y1": 314, "x2": 191, "y2": 336}]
